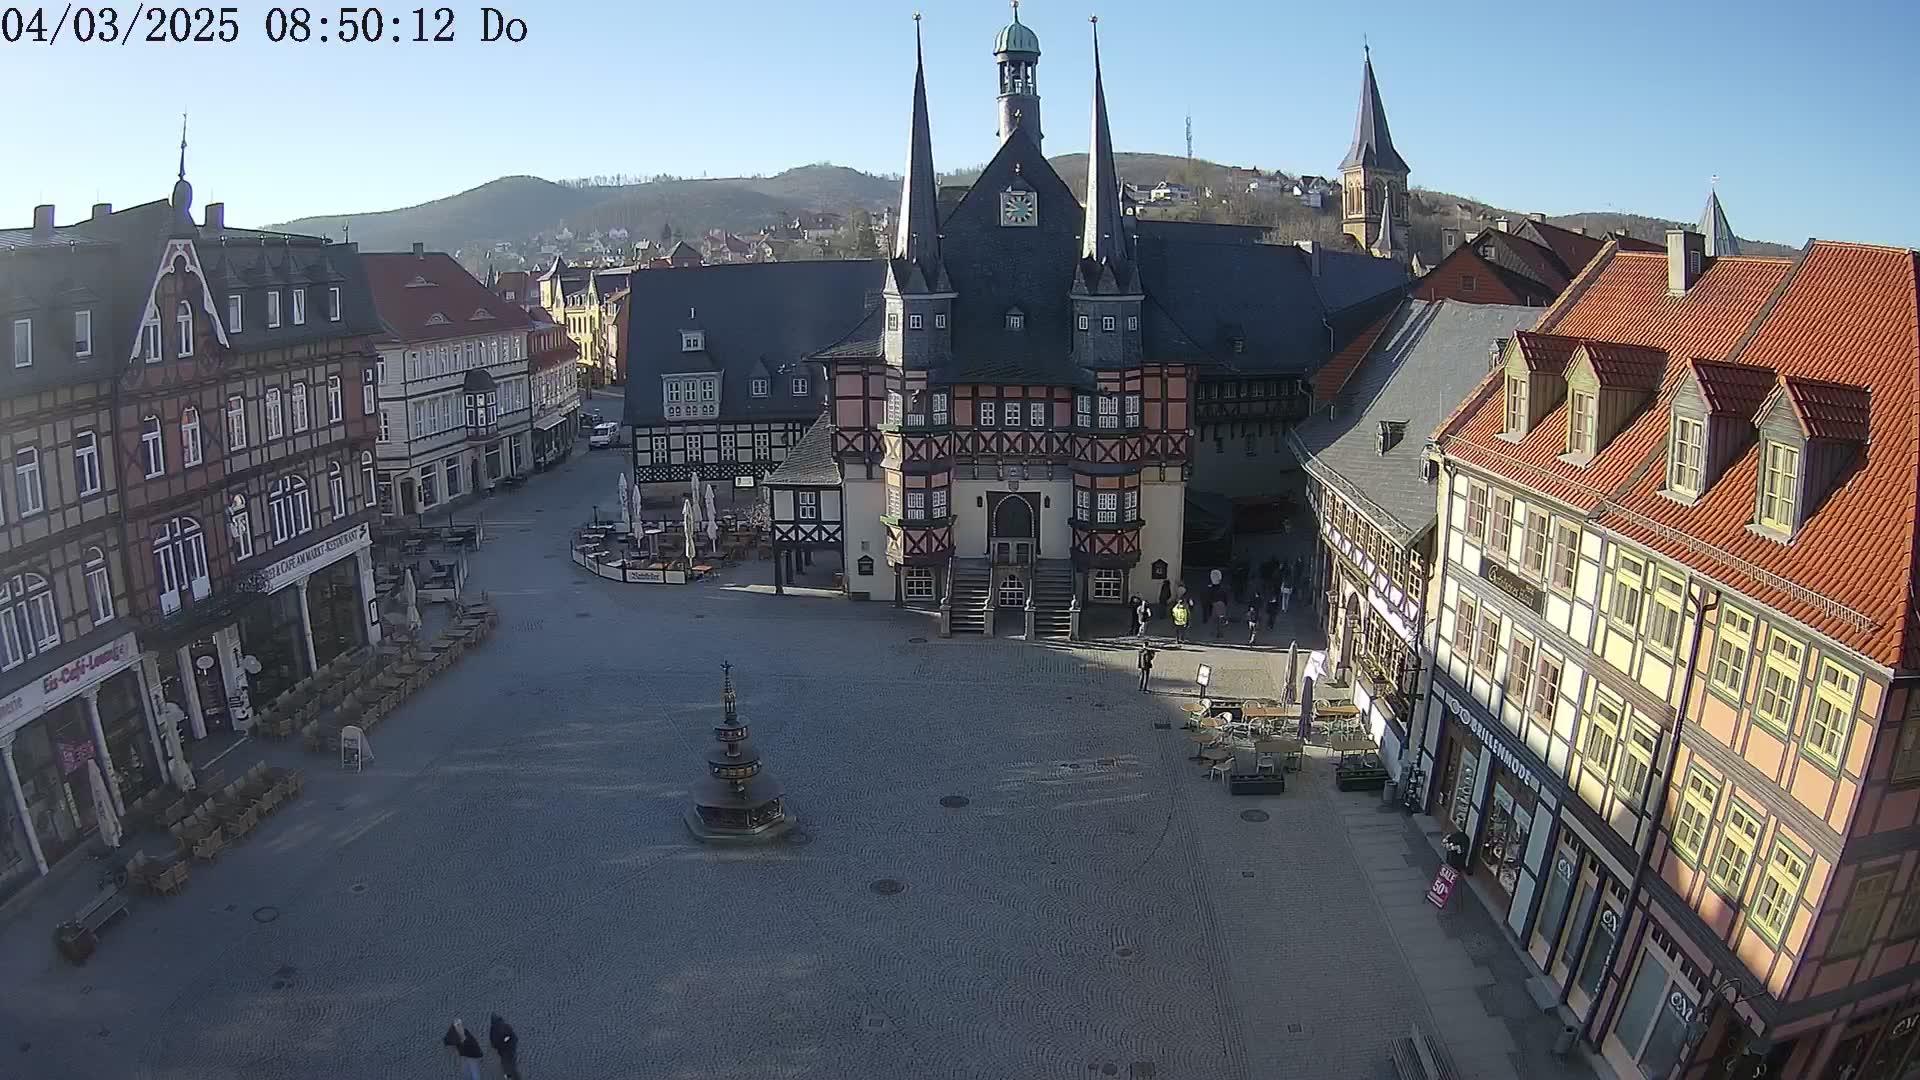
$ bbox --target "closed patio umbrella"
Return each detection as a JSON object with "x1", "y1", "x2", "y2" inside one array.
[
  {"x1": 627, "y1": 492, "x2": 644, "y2": 552},
  {"x1": 682, "y1": 497, "x2": 697, "y2": 561},
  {"x1": 703, "y1": 482, "x2": 719, "y2": 546},
  {"x1": 617, "y1": 472, "x2": 631, "y2": 528},
  {"x1": 87, "y1": 759, "x2": 122, "y2": 850},
  {"x1": 402, "y1": 569, "x2": 422, "y2": 633},
  {"x1": 159, "y1": 703, "x2": 195, "y2": 792}
]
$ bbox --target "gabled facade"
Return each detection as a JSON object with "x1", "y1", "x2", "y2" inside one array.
[{"x1": 1422, "y1": 230, "x2": 1920, "y2": 1080}]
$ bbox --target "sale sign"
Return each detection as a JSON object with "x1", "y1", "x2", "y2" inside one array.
[{"x1": 1426, "y1": 864, "x2": 1460, "y2": 909}]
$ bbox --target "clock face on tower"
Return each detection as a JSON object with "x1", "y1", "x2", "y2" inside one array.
[{"x1": 999, "y1": 190, "x2": 1038, "y2": 228}]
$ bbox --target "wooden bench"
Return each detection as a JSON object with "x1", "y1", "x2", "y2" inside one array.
[{"x1": 75, "y1": 886, "x2": 129, "y2": 937}]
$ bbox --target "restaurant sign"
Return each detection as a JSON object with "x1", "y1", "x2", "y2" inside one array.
[
  {"x1": 0, "y1": 632, "x2": 141, "y2": 737},
  {"x1": 261, "y1": 522, "x2": 372, "y2": 594},
  {"x1": 1480, "y1": 560, "x2": 1544, "y2": 614}
]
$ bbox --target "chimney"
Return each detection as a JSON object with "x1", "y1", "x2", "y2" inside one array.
[
  {"x1": 1494, "y1": 216, "x2": 1510, "y2": 233},
  {"x1": 203, "y1": 202, "x2": 224, "y2": 230},
  {"x1": 1295, "y1": 239, "x2": 1320, "y2": 277},
  {"x1": 90, "y1": 202, "x2": 112, "y2": 222},
  {"x1": 1528, "y1": 212, "x2": 1545, "y2": 222},
  {"x1": 31, "y1": 204, "x2": 54, "y2": 238},
  {"x1": 1572, "y1": 226, "x2": 1587, "y2": 236},
  {"x1": 1440, "y1": 227, "x2": 1463, "y2": 256},
  {"x1": 412, "y1": 242, "x2": 424, "y2": 258},
  {"x1": 1667, "y1": 229, "x2": 1707, "y2": 295}
]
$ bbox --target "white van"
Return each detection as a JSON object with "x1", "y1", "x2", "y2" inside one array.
[{"x1": 588, "y1": 422, "x2": 621, "y2": 449}]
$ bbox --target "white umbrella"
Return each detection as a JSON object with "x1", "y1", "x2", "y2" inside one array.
[
  {"x1": 402, "y1": 568, "x2": 422, "y2": 632},
  {"x1": 87, "y1": 759, "x2": 122, "y2": 850},
  {"x1": 159, "y1": 703, "x2": 195, "y2": 791},
  {"x1": 617, "y1": 472, "x2": 631, "y2": 527},
  {"x1": 704, "y1": 483, "x2": 719, "y2": 546},
  {"x1": 627, "y1": 490, "x2": 644, "y2": 551},
  {"x1": 687, "y1": 472, "x2": 703, "y2": 535},
  {"x1": 682, "y1": 497, "x2": 697, "y2": 561}
]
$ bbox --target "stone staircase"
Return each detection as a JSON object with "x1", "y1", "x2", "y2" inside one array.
[
  {"x1": 948, "y1": 559, "x2": 992, "y2": 635},
  {"x1": 1030, "y1": 560, "x2": 1076, "y2": 640}
]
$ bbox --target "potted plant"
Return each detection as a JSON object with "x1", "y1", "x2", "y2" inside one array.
[{"x1": 53, "y1": 921, "x2": 96, "y2": 965}]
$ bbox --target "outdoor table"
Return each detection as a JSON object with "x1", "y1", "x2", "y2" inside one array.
[
  {"x1": 1315, "y1": 703, "x2": 1362, "y2": 718},
  {"x1": 1260, "y1": 736, "x2": 1305, "y2": 771},
  {"x1": 1186, "y1": 731, "x2": 1220, "y2": 759},
  {"x1": 1194, "y1": 716, "x2": 1224, "y2": 730},
  {"x1": 1245, "y1": 706, "x2": 1298, "y2": 720},
  {"x1": 1200, "y1": 748, "x2": 1233, "y2": 764}
]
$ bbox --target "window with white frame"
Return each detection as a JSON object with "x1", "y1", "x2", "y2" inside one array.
[
  {"x1": 1670, "y1": 416, "x2": 1705, "y2": 495},
  {"x1": 681, "y1": 331, "x2": 704, "y2": 352},
  {"x1": 73, "y1": 310, "x2": 92, "y2": 358},
  {"x1": 328, "y1": 287, "x2": 342, "y2": 321},
  {"x1": 227, "y1": 294, "x2": 244, "y2": 333},
  {"x1": 181, "y1": 406, "x2": 202, "y2": 466},
  {"x1": 290, "y1": 383, "x2": 310, "y2": 431},
  {"x1": 791, "y1": 375, "x2": 809, "y2": 396},
  {"x1": 1124, "y1": 488, "x2": 1139, "y2": 521},
  {"x1": 798, "y1": 491, "x2": 819, "y2": 520},
  {"x1": 753, "y1": 431, "x2": 770, "y2": 460},
  {"x1": 328, "y1": 462, "x2": 345, "y2": 511},
  {"x1": 1125, "y1": 394, "x2": 1142, "y2": 429},
  {"x1": 979, "y1": 401, "x2": 997, "y2": 428},
  {"x1": 1091, "y1": 568, "x2": 1124, "y2": 600},
  {"x1": 1096, "y1": 491, "x2": 1119, "y2": 524},
  {"x1": 1097, "y1": 395, "x2": 1120, "y2": 429},
  {"x1": 444, "y1": 458, "x2": 463, "y2": 498},
  {"x1": 0, "y1": 572, "x2": 59, "y2": 669},
  {"x1": 363, "y1": 366, "x2": 375, "y2": 414},
  {"x1": 176, "y1": 301, "x2": 194, "y2": 357},
  {"x1": 152, "y1": 517, "x2": 209, "y2": 614},
  {"x1": 905, "y1": 490, "x2": 926, "y2": 521},
  {"x1": 885, "y1": 392, "x2": 904, "y2": 426},
  {"x1": 1805, "y1": 661, "x2": 1858, "y2": 769},
  {"x1": 1078, "y1": 315, "x2": 1090, "y2": 331},
  {"x1": 266, "y1": 291, "x2": 282, "y2": 328},
  {"x1": 932, "y1": 392, "x2": 949, "y2": 426},
  {"x1": 227, "y1": 395, "x2": 247, "y2": 449},
  {"x1": 1549, "y1": 521, "x2": 1579, "y2": 592},
  {"x1": 84, "y1": 548, "x2": 113, "y2": 623},
  {"x1": 1029, "y1": 401, "x2": 1046, "y2": 428},
  {"x1": 140, "y1": 305, "x2": 162, "y2": 361},
  {"x1": 1102, "y1": 316, "x2": 1116, "y2": 332},
  {"x1": 906, "y1": 391, "x2": 927, "y2": 427},
  {"x1": 931, "y1": 488, "x2": 948, "y2": 519},
  {"x1": 141, "y1": 415, "x2": 165, "y2": 477},
  {"x1": 750, "y1": 378, "x2": 768, "y2": 397},
  {"x1": 663, "y1": 375, "x2": 719, "y2": 419},
  {"x1": 12, "y1": 448, "x2": 42, "y2": 516},
  {"x1": 904, "y1": 567, "x2": 936, "y2": 600},
  {"x1": 1754, "y1": 631, "x2": 1803, "y2": 735},
  {"x1": 229, "y1": 495, "x2": 253, "y2": 560},
  {"x1": 1607, "y1": 551, "x2": 1646, "y2": 630},
  {"x1": 1075, "y1": 487, "x2": 1090, "y2": 520},
  {"x1": 327, "y1": 376, "x2": 344, "y2": 423},
  {"x1": 1646, "y1": 572, "x2": 1686, "y2": 655},
  {"x1": 73, "y1": 430, "x2": 100, "y2": 495},
  {"x1": 886, "y1": 486, "x2": 903, "y2": 519},
  {"x1": 1076, "y1": 394, "x2": 1092, "y2": 428},
  {"x1": 290, "y1": 287, "x2": 307, "y2": 325},
  {"x1": 719, "y1": 433, "x2": 737, "y2": 461},
  {"x1": 265, "y1": 388, "x2": 284, "y2": 439}
]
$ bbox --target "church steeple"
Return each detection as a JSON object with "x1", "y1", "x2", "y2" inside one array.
[
  {"x1": 1078, "y1": 17, "x2": 1132, "y2": 286},
  {"x1": 1338, "y1": 44, "x2": 1410, "y2": 252},
  {"x1": 890, "y1": 14, "x2": 947, "y2": 293},
  {"x1": 994, "y1": 0, "x2": 1042, "y2": 150},
  {"x1": 1371, "y1": 181, "x2": 1407, "y2": 265},
  {"x1": 1698, "y1": 185, "x2": 1741, "y2": 257}
]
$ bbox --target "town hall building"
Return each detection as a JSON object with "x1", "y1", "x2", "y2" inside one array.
[{"x1": 624, "y1": 10, "x2": 1411, "y2": 627}]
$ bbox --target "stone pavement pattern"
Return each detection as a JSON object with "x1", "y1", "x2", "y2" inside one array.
[{"x1": 0, "y1": 440, "x2": 1587, "y2": 1079}]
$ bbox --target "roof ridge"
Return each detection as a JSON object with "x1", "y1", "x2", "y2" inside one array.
[{"x1": 1899, "y1": 250, "x2": 1920, "y2": 669}]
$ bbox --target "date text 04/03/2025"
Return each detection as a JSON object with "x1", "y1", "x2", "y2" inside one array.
[{"x1": 0, "y1": 6, "x2": 529, "y2": 45}]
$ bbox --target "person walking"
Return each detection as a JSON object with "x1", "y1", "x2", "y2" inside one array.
[
  {"x1": 443, "y1": 1021, "x2": 485, "y2": 1080},
  {"x1": 489, "y1": 1014, "x2": 521, "y2": 1080},
  {"x1": 1211, "y1": 596, "x2": 1228, "y2": 640},
  {"x1": 1134, "y1": 596, "x2": 1152, "y2": 638},
  {"x1": 1280, "y1": 577, "x2": 1295, "y2": 613},
  {"x1": 1246, "y1": 601, "x2": 1261, "y2": 646},
  {"x1": 1171, "y1": 597, "x2": 1190, "y2": 644},
  {"x1": 1158, "y1": 578, "x2": 1173, "y2": 614},
  {"x1": 1266, "y1": 586, "x2": 1282, "y2": 629},
  {"x1": 1137, "y1": 644, "x2": 1156, "y2": 692}
]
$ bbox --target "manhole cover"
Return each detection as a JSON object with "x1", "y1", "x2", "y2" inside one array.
[
  {"x1": 1242, "y1": 871, "x2": 1256, "y2": 878},
  {"x1": 252, "y1": 906, "x2": 279, "y2": 923},
  {"x1": 1103, "y1": 1066, "x2": 1120, "y2": 1077},
  {"x1": 784, "y1": 830, "x2": 813, "y2": 846},
  {"x1": 270, "y1": 979, "x2": 289, "y2": 990},
  {"x1": 869, "y1": 878, "x2": 906, "y2": 896},
  {"x1": 862, "y1": 1015, "x2": 889, "y2": 1031},
  {"x1": 1287, "y1": 1023, "x2": 1304, "y2": 1034},
  {"x1": 574, "y1": 612, "x2": 592, "y2": 619},
  {"x1": 1239, "y1": 809, "x2": 1270, "y2": 822},
  {"x1": 274, "y1": 964, "x2": 297, "y2": 977},
  {"x1": 939, "y1": 795, "x2": 969, "y2": 808},
  {"x1": 907, "y1": 637, "x2": 928, "y2": 644},
  {"x1": 1114, "y1": 946, "x2": 1136, "y2": 958},
  {"x1": 349, "y1": 883, "x2": 368, "y2": 894}
]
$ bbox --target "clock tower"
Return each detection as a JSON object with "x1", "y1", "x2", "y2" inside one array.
[{"x1": 994, "y1": 1, "x2": 1042, "y2": 151}]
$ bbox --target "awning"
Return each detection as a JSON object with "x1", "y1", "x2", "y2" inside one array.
[{"x1": 534, "y1": 412, "x2": 571, "y2": 432}]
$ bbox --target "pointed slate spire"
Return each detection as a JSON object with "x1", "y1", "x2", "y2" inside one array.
[
  {"x1": 891, "y1": 14, "x2": 946, "y2": 291},
  {"x1": 1340, "y1": 45, "x2": 1409, "y2": 174},
  {"x1": 1372, "y1": 184, "x2": 1397, "y2": 259},
  {"x1": 171, "y1": 112, "x2": 194, "y2": 214},
  {"x1": 1698, "y1": 186, "x2": 1741, "y2": 257},
  {"x1": 1078, "y1": 17, "x2": 1134, "y2": 291}
]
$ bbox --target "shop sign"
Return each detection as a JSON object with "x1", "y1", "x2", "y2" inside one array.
[
  {"x1": 1436, "y1": 684, "x2": 1543, "y2": 795},
  {"x1": 57, "y1": 738, "x2": 96, "y2": 775},
  {"x1": 629, "y1": 569, "x2": 665, "y2": 584},
  {"x1": 261, "y1": 522, "x2": 372, "y2": 594},
  {"x1": 1427, "y1": 864, "x2": 1459, "y2": 909},
  {"x1": 1480, "y1": 561, "x2": 1545, "y2": 615},
  {"x1": 0, "y1": 632, "x2": 140, "y2": 735}
]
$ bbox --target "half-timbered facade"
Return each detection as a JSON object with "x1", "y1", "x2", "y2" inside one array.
[
  {"x1": 0, "y1": 203, "x2": 146, "y2": 899},
  {"x1": 1289, "y1": 300, "x2": 1535, "y2": 771},
  {"x1": 87, "y1": 182, "x2": 383, "y2": 745},
  {"x1": 764, "y1": 413, "x2": 844, "y2": 594},
  {"x1": 366, "y1": 249, "x2": 534, "y2": 516},
  {"x1": 525, "y1": 305, "x2": 581, "y2": 469},
  {"x1": 1424, "y1": 233, "x2": 1920, "y2": 1079}
]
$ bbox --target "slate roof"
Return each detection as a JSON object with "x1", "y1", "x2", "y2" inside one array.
[
  {"x1": 1339, "y1": 51, "x2": 1409, "y2": 174},
  {"x1": 1292, "y1": 300, "x2": 1537, "y2": 546},
  {"x1": 361, "y1": 251, "x2": 532, "y2": 345},
  {"x1": 1437, "y1": 240, "x2": 1920, "y2": 667},
  {"x1": 620, "y1": 259, "x2": 884, "y2": 426},
  {"x1": 1699, "y1": 190, "x2": 1741, "y2": 257},
  {"x1": 764, "y1": 412, "x2": 842, "y2": 487}
]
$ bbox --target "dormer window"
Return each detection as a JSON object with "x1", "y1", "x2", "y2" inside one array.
[
  {"x1": 1567, "y1": 391, "x2": 1596, "y2": 456},
  {"x1": 1503, "y1": 376, "x2": 1529, "y2": 434},
  {"x1": 1749, "y1": 376, "x2": 1868, "y2": 540},
  {"x1": 791, "y1": 376, "x2": 809, "y2": 396},
  {"x1": 1501, "y1": 332, "x2": 1575, "y2": 438},
  {"x1": 681, "y1": 330, "x2": 704, "y2": 352},
  {"x1": 1562, "y1": 341, "x2": 1666, "y2": 462},
  {"x1": 1668, "y1": 416, "x2": 1705, "y2": 495},
  {"x1": 908, "y1": 313, "x2": 923, "y2": 330},
  {"x1": 1757, "y1": 442, "x2": 1798, "y2": 534},
  {"x1": 663, "y1": 375, "x2": 720, "y2": 419},
  {"x1": 749, "y1": 378, "x2": 768, "y2": 397}
]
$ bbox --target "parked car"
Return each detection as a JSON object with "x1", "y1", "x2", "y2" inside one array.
[{"x1": 588, "y1": 422, "x2": 622, "y2": 449}]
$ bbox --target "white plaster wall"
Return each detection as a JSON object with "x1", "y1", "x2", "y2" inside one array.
[
  {"x1": 842, "y1": 477, "x2": 889, "y2": 597},
  {"x1": 1139, "y1": 478, "x2": 1186, "y2": 586},
  {"x1": 950, "y1": 479, "x2": 1071, "y2": 560}
]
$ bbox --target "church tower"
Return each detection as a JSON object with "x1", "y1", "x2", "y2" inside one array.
[
  {"x1": 1072, "y1": 17, "x2": 1142, "y2": 372},
  {"x1": 995, "y1": 1, "x2": 1042, "y2": 150},
  {"x1": 1339, "y1": 45, "x2": 1411, "y2": 253}
]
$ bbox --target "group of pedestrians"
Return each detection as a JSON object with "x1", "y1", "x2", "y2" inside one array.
[
  {"x1": 1136, "y1": 554, "x2": 1306, "y2": 647},
  {"x1": 443, "y1": 1016, "x2": 520, "y2": 1080}
]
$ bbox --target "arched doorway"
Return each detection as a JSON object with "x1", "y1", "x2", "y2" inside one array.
[{"x1": 988, "y1": 492, "x2": 1037, "y2": 565}]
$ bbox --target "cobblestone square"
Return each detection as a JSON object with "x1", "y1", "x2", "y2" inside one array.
[{"x1": 0, "y1": 443, "x2": 1580, "y2": 1080}]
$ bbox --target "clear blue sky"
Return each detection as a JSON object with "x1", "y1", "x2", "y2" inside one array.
[{"x1": 2, "y1": 0, "x2": 1914, "y2": 248}]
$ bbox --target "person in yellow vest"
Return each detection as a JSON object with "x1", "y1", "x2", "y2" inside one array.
[{"x1": 1171, "y1": 597, "x2": 1190, "y2": 645}]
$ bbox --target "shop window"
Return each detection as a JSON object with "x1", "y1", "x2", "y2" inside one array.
[
  {"x1": 903, "y1": 567, "x2": 935, "y2": 601},
  {"x1": 1671, "y1": 768, "x2": 1720, "y2": 865},
  {"x1": 1831, "y1": 871, "x2": 1895, "y2": 956},
  {"x1": 1709, "y1": 606, "x2": 1755, "y2": 700},
  {"x1": 1750, "y1": 836, "x2": 1810, "y2": 944},
  {"x1": 1577, "y1": 903, "x2": 1623, "y2": 996},
  {"x1": 1805, "y1": 660, "x2": 1858, "y2": 770},
  {"x1": 1612, "y1": 954, "x2": 1697, "y2": 1077},
  {"x1": 1708, "y1": 799, "x2": 1763, "y2": 900},
  {"x1": 1091, "y1": 569, "x2": 1123, "y2": 602},
  {"x1": 1754, "y1": 631, "x2": 1804, "y2": 735}
]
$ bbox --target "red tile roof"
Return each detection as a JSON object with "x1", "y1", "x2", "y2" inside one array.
[
  {"x1": 1690, "y1": 358, "x2": 1776, "y2": 418},
  {"x1": 362, "y1": 251, "x2": 532, "y2": 345},
  {"x1": 1775, "y1": 377, "x2": 1872, "y2": 442},
  {"x1": 1312, "y1": 306, "x2": 1396, "y2": 403},
  {"x1": 1513, "y1": 330, "x2": 1580, "y2": 373},
  {"x1": 1439, "y1": 240, "x2": 1920, "y2": 665},
  {"x1": 1581, "y1": 341, "x2": 1667, "y2": 391}
]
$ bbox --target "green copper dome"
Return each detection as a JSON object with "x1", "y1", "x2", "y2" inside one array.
[{"x1": 994, "y1": 10, "x2": 1040, "y2": 55}]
